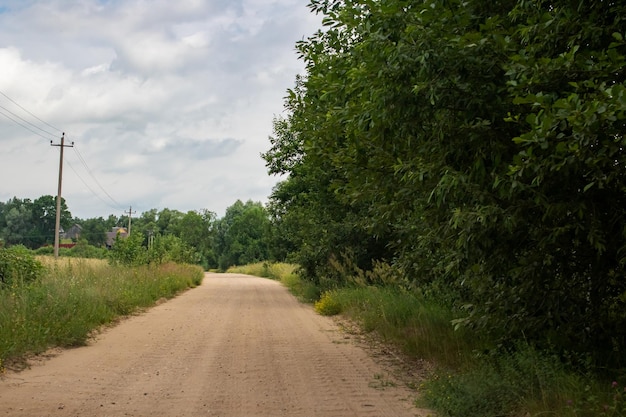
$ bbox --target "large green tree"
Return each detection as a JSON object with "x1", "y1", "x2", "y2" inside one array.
[
  {"x1": 0, "y1": 196, "x2": 71, "y2": 248},
  {"x1": 1, "y1": 198, "x2": 33, "y2": 247},
  {"x1": 213, "y1": 200, "x2": 271, "y2": 271},
  {"x1": 173, "y1": 209, "x2": 217, "y2": 268},
  {"x1": 30, "y1": 195, "x2": 72, "y2": 248},
  {"x1": 265, "y1": 0, "x2": 626, "y2": 365}
]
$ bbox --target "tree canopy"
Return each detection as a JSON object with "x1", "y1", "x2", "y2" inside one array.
[
  {"x1": 263, "y1": 0, "x2": 626, "y2": 366},
  {"x1": 0, "y1": 196, "x2": 71, "y2": 248}
]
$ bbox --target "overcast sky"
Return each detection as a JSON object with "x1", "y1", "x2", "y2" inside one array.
[{"x1": 0, "y1": 0, "x2": 321, "y2": 220}]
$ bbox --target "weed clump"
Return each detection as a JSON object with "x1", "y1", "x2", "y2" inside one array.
[
  {"x1": 314, "y1": 291, "x2": 342, "y2": 316},
  {"x1": 0, "y1": 245, "x2": 44, "y2": 287}
]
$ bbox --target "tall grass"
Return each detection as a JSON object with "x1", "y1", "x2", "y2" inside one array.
[
  {"x1": 314, "y1": 286, "x2": 626, "y2": 416},
  {"x1": 226, "y1": 262, "x2": 320, "y2": 302},
  {"x1": 226, "y1": 261, "x2": 295, "y2": 280},
  {"x1": 222, "y1": 263, "x2": 626, "y2": 416},
  {"x1": 0, "y1": 257, "x2": 203, "y2": 368},
  {"x1": 315, "y1": 287, "x2": 482, "y2": 370}
]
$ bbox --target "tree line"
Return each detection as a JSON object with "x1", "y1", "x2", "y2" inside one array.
[
  {"x1": 0, "y1": 197, "x2": 271, "y2": 271},
  {"x1": 261, "y1": 0, "x2": 626, "y2": 371}
]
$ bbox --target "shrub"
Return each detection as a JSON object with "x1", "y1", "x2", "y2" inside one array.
[
  {"x1": 314, "y1": 291, "x2": 342, "y2": 316},
  {"x1": 420, "y1": 344, "x2": 595, "y2": 417},
  {"x1": 70, "y1": 239, "x2": 108, "y2": 259},
  {"x1": 108, "y1": 233, "x2": 147, "y2": 266},
  {"x1": 0, "y1": 245, "x2": 44, "y2": 287}
]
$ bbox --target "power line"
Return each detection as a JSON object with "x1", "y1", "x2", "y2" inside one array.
[
  {"x1": 66, "y1": 158, "x2": 123, "y2": 213},
  {"x1": 0, "y1": 89, "x2": 63, "y2": 133},
  {"x1": 72, "y1": 145, "x2": 122, "y2": 208},
  {"x1": 0, "y1": 107, "x2": 56, "y2": 141},
  {"x1": 0, "y1": 103, "x2": 59, "y2": 138},
  {"x1": 0, "y1": 89, "x2": 129, "y2": 219}
]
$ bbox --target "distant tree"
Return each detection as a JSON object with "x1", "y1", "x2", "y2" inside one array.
[
  {"x1": 104, "y1": 214, "x2": 123, "y2": 230},
  {"x1": 147, "y1": 234, "x2": 195, "y2": 265},
  {"x1": 80, "y1": 217, "x2": 108, "y2": 247},
  {"x1": 2, "y1": 202, "x2": 33, "y2": 247},
  {"x1": 156, "y1": 208, "x2": 184, "y2": 236},
  {"x1": 213, "y1": 200, "x2": 270, "y2": 271},
  {"x1": 30, "y1": 195, "x2": 71, "y2": 248},
  {"x1": 0, "y1": 201, "x2": 5, "y2": 239},
  {"x1": 173, "y1": 209, "x2": 217, "y2": 269}
]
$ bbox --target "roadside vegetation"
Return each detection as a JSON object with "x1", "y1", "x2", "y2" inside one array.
[
  {"x1": 227, "y1": 262, "x2": 320, "y2": 302},
  {"x1": 252, "y1": 0, "x2": 626, "y2": 416},
  {"x1": 232, "y1": 262, "x2": 625, "y2": 416},
  {"x1": 1, "y1": 1, "x2": 624, "y2": 415},
  {"x1": 0, "y1": 245, "x2": 203, "y2": 371}
]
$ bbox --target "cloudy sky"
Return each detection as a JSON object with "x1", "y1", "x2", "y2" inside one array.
[{"x1": 0, "y1": 0, "x2": 321, "y2": 220}]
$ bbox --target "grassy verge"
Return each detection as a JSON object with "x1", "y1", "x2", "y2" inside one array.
[
  {"x1": 315, "y1": 287, "x2": 482, "y2": 370},
  {"x1": 226, "y1": 262, "x2": 320, "y2": 302},
  {"x1": 0, "y1": 257, "x2": 204, "y2": 369},
  {"x1": 317, "y1": 287, "x2": 626, "y2": 417},
  {"x1": 232, "y1": 263, "x2": 625, "y2": 417}
]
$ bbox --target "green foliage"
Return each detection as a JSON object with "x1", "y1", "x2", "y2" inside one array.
[
  {"x1": 318, "y1": 285, "x2": 480, "y2": 368},
  {"x1": 33, "y1": 240, "x2": 109, "y2": 259},
  {"x1": 421, "y1": 345, "x2": 626, "y2": 417},
  {"x1": 265, "y1": 0, "x2": 626, "y2": 369},
  {"x1": 314, "y1": 291, "x2": 342, "y2": 316},
  {"x1": 565, "y1": 380, "x2": 626, "y2": 417},
  {"x1": 0, "y1": 196, "x2": 72, "y2": 249},
  {"x1": 0, "y1": 245, "x2": 45, "y2": 287},
  {"x1": 225, "y1": 261, "x2": 297, "y2": 281},
  {"x1": 109, "y1": 233, "x2": 147, "y2": 266},
  {"x1": 213, "y1": 200, "x2": 271, "y2": 271},
  {"x1": 422, "y1": 345, "x2": 560, "y2": 417},
  {"x1": 307, "y1": 280, "x2": 623, "y2": 417},
  {"x1": 281, "y1": 272, "x2": 321, "y2": 303},
  {"x1": 0, "y1": 258, "x2": 203, "y2": 365},
  {"x1": 227, "y1": 262, "x2": 320, "y2": 302},
  {"x1": 79, "y1": 218, "x2": 107, "y2": 246},
  {"x1": 174, "y1": 209, "x2": 217, "y2": 268},
  {"x1": 147, "y1": 234, "x2": 195, "y2": 265},
  {"x1": 68, "y1": 239, "x2": 109, "y2": 259}
]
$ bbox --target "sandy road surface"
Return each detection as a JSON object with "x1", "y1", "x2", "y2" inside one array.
[{"x1": 0, "y1": 273, "x2": 430, "y2": 417}]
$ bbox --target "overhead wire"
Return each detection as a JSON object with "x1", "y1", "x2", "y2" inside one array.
[
  {"x1": 65, "y1": 158, "x2": 123, "y2": 213},
  {"x1": 0, "y1": 106, "x2": 57, "y2": 141},
  {"x1": 0, "y1": 89, "x2": 63, "y2": 133},
  {"x1": 0, "y1": 89, "x2": 127, "y2": 217},
  {"x1": 0, "y1": 103, "x2": 59, "y2": 138},
  {"x1": 72, "y1": 145, "x2": 124, "y2": 210}
]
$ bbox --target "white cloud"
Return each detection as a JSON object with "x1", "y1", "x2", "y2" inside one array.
[{"x1": 0, "y1": 0, "x2": 322, "y2": 218}]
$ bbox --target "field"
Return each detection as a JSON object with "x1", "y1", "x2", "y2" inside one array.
[{"x1": 0, "y1": 256, "x2": 203, "y2": 369}]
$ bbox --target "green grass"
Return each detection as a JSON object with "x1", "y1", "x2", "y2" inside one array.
[
  {"x1": 0, "y1": 257, "x2": 204, "y2": 368},
  {"x1": 316, "y1": 286, "x2": 482, "y2": 370},
  {"x1": 315, "y1": 286, "x2": 626, "y2": 416},
  {"x1": 420, "y1": 346, "x2": 626, "y2": 417},
  {"x1": 217, "y1": 262, "x2": 626, "y2": 417},
  {"x1": 226, "y1": 262, "x2": 320, "y2": 302}
]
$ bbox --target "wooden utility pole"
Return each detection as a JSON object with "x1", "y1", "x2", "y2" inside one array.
[
  {"x1": 51, "y1": 133, "x2": 73, "y2": 258},
  {"x1": 125, "y1": 206, "x2": 136, "y2": 235}
]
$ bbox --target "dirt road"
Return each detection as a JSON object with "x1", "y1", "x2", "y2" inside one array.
[{"x1": 0, "y1": 273, "x2": 430, "y2": 417}]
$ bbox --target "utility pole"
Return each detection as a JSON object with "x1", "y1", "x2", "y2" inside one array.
[
  {"x1": 51, "y1": 133, "x2": 74, "y2": 259},
  {"x1": 125, "y1": 206, "x2": 136, "y2": 235}
]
